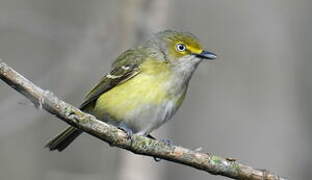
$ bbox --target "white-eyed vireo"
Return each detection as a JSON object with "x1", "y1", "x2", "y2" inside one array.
[{"x1": 46, "y1": 30, "x2": 217, "y2": 151}]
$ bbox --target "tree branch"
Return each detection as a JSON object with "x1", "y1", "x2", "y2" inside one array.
[{"x1": 0, "y1": 60, "x2": 287, "y2": 180}]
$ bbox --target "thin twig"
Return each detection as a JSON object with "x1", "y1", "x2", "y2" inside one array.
[{"x1": 0, "y1": 60, "x2": 287, "y2": 180}]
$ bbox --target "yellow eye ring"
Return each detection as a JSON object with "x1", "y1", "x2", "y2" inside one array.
[{"x1": 176, "y1": 43, "x2": 186, "y2": 52}]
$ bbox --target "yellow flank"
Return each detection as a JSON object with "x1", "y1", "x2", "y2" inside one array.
[{"x1": 93, "y1": 59, "x2": 172, "y2": 120}]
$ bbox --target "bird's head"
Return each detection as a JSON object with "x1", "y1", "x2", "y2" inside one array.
[{"x1": 145, "y1": 30, "x2": 217, "y2": 65}]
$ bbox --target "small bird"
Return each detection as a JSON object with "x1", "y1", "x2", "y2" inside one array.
[{"x1": 46, "y1": 30, "x2": 217, "y2": 151}]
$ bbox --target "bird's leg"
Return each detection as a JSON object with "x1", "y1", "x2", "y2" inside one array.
[{"x1": 117, "y1": 123, "x2": 133, "y2": 140}]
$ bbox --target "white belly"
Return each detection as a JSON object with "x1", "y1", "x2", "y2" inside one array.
[{"x1": 124, "y1": 97, "x2": 179, "y2": 135}]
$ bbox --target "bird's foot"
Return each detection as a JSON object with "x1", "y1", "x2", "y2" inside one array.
[
  {"x1": 147, "y1": 134, "x2": 173, "y2": 145},
  {"x1": 147, "y1": 134, "x2": 173, "y2": 162},
  {"x1": 160, "y1": 138, "x2": 173, "y2": 146},
  {"x1": 117, "y1": 123, "x2": 133, "y2": 140}
]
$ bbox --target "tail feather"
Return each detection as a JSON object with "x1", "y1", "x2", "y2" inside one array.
[{"x1": 45, "y1": 126, "x2": 82, "y2": 151}]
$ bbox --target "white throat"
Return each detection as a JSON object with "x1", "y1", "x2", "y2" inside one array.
[
  {"x1": 167, "y1": 55, "x2": 202, "y2": 94},
  {"x1": 172, "y1": 55, "x2": 202, "y2": 81}
]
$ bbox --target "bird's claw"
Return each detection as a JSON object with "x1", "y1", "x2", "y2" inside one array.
[
  {"x1": 147, "y1": 135, "x2": 173, "y2": 162},
  {"x1": 117, "y1": 123, "x2": 133, "y2": 140},
  {"x1": 153, "y1": 139, "x2": 173, "y2": 162}
]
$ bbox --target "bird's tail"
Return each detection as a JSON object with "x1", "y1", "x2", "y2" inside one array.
[{"x1": 45, "y1": 126, "x2": 82, "y2": 151}]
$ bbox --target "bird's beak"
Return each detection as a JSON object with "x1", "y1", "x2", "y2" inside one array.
[{"x1": 194, "y1": 50, "x2": 217, "y2": 60}]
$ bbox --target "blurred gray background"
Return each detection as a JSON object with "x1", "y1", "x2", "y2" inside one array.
[{"x1": 0, "y1": 0, "x2": 311, "y2": 180}]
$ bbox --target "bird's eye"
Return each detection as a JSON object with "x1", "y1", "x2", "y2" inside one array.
[{"x1": 176, "y1": 44, "x2": 186, "y2": 52}]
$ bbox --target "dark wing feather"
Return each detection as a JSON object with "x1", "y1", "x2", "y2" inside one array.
[{"x1": 79, "y1": 49, "x2": 145, "y2": 110}]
